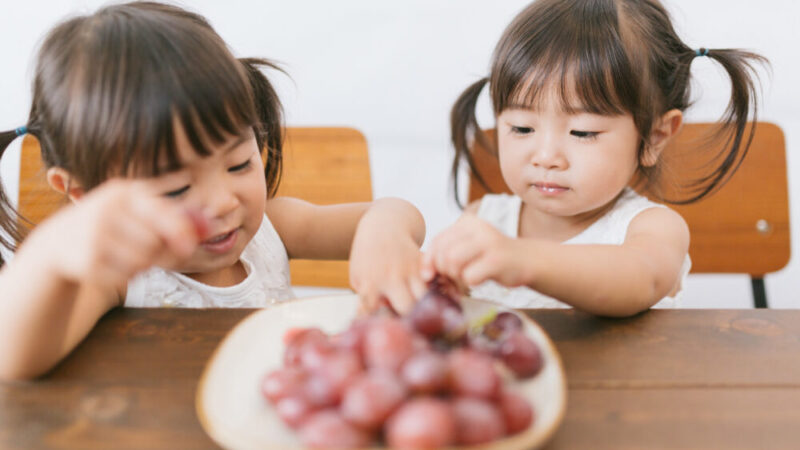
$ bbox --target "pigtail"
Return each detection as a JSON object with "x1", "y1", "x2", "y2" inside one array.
[
  {"x1": 239, "y1": 58, "x2": 286, "y2": 198},
  {"x1": 451, "y1": 77, "x2": 490, "y2": 208},
  {"x1": 0, "y1": 129, "x2": 27, "y2": 267},
  {"x1": 679, "y1": 48, "x2": 768, "y2": 203}
]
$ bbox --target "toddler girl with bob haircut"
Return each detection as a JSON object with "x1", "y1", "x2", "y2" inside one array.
[{"x1": 0, "y1": 2, "x2": 426, "y2": 380}]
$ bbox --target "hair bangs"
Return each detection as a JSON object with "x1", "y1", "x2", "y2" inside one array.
[
  {"x1": 100, "y1": 4, "x2": 258, "y2": 180},
  {"x1": 491, "y1": 0, "x2": 638, "y2": 117}
]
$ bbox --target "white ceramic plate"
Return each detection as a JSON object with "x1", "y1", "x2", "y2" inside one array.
[{"x1": 196, "y1": 295, "x2": 567, "y2": 449}]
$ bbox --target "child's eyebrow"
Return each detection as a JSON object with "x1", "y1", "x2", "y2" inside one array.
[
  {"x1": 506, "y1": 103, "x2": 535, "y2": 111},
  {"x1": 506, "y1": 102, "x2": 594, "y2": 114},
  {"x1": 156, "y1": 133, "x2": 250, "y2": 173},
  {"x1": 223, "y1": 134, "x2": 248, "y2": 154}
]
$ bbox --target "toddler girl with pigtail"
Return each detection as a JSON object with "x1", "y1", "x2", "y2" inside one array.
[
  {"x1": 422, "y1": 0, "x2": 766, "y2": 316},
  {"x1": 0, "y1": 2, "x2": 426, "y2": 380}
]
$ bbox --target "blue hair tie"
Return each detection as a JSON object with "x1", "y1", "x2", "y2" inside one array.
[
  {"x1": 14, "y1": 126, "x2": 27, "y2": 136},
  {"x1": 695, "y1": 48, "x2": 709, "y2": 57}
]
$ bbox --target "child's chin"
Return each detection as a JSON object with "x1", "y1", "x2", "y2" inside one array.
[{"x1": 180, "y1": 252, "x2": 244, "y2": 276}]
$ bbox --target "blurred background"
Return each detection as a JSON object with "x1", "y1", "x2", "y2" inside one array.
[{"x1": 1, "y1": 0, "x2": 797, "y2": 307}]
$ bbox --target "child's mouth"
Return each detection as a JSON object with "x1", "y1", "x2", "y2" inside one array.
[
  {"x1": 533, "y1": 183, "x2": 569, "y2": 195},
  {"x1": 201, "y1": 228, "x2": 239, "y2": 254}
]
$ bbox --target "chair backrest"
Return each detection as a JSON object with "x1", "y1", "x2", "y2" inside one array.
[
  {"x1": 17, "y1": 127, "x2": 372, "y2": 288},
  {"x1": 276, "y1": 127, "x2": 372, "y2": 288},
  {"x1": 467, "y1": 122, "x2": 790, "y2": 277}
]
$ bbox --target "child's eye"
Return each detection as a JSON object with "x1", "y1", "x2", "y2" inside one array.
[
  {"x1": 510, "y1": 126, "x2": 534, "y2": 135},
  {"x1": 571, "y1": 130, "x2": 599, "y2": 140},
  {"x1": 164, "y1": 185, "x2": 190, "y2": 198},
  {"x1": 228, "y1": 159, "x2": 252, "y2": 173}
]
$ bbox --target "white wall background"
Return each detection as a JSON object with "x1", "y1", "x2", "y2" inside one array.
[{"x1": 1, "y1": 1, "x2": 798, "y2": 308}]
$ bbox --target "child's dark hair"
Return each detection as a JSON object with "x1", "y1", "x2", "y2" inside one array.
[
  {"x1": 451, "y1": 0, "x2": 766, "y2": 207},
  {"x1": 0, "y1": 1, "x2": 285, "y2": 266}
]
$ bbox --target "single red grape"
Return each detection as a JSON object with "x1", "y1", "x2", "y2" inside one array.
[
  {"x1": 400, "y1": 350, "x2": 448, "y2": 394},
  {"x1": 441, "y1": 307, "x2": 468, "y2": 344},
  {"x1": 340, "y1": 369, "x2": 407, "y2": 430},
  {"x1": 448, "y1": 348, "x2": 501, "y2": 399},
  {"x1": 274, "y1": 395, "x2": 316, "y2": 429},
  {"x1": 330, "y1": 318, "x2": 370, "y2": 356},
  {"x1": 261, "y1": 366, "x2": 308, "y2": 404},
  {"x1": 497, "y1": 330, "x2": 543, "y2": 378},
  {"x1": 283, "y1": 328, "x2": 328, "y2": 367},
  {"x1": 298, "y1": 339, "x2": 337, "y2": 372},
  {"x1": 498, "y1": 390, "x2": 535, "y2": 435},
  {"x1": 407, "y1": 294, "x2": 446, "y2": 338},
  {"x1": 451, "y1": 397, "x2": 506, "y2": 445},
  {"x1": 363, "y1": 317, "x2": 415, "y2": 372},
  {"x1": 385, "y1": 398, "x2": 456, "y2": 449},
  {"x1": 483, "y1": 311, "x2": 524, "y2": 340},
  {"x1": 301, "y1": 349, "x2": 363, "y2": 407},
  {"x1": 298, "y1": 410, "x2": 374, "y2": 448}
]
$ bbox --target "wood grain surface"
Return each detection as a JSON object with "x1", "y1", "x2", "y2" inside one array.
[{"x1": 3, "y1": 307, "x2": 799, "y2": 449}]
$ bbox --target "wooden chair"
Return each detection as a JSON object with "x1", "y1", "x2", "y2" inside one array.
[
  {"x1": 17, "y1": 127, "x2": 372, "y2": 289},
  {"x1": 467, "y1": 123, "x2": 790, "y2": 308}
]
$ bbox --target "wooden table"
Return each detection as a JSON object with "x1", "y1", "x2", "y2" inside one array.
[{"x1": 2, "y1": 308, "x2": 799, "y2": 449}]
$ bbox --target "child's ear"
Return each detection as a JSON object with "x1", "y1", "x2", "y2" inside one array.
[
  {"x1": 641, "y1": 109, "x2": 683, "y2": 167},
  {"x1": 46, "y1": 167, "x2": 85, "y2": 202}
]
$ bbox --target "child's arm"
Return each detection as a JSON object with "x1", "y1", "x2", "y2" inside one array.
[
  {"x1": 0, "y1": 179, "x2": 200, "y2": 380},
  {"x1": 0, "y1": 247, "x2": 118, "y2": 380},
  {"x1": 423, "y1": 207, "x2": 689, "y2": 317},
  {"x1": 266, "y1": 197, "x2": 426, "y2": 312}
]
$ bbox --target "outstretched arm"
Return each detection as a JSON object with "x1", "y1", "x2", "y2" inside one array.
[
  {"x1": 423, "y1": 207, "x2": 689, "y2": 317},
  {"x1": 266, "y1": 197, "x2": 426, "y2": 312}
]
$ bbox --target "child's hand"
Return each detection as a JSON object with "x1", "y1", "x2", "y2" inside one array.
[
  {"x1": 421, "y1": 214, "x2": 530, "y2": 289},
  {"x1": 349, "y1": 230, "x2": 426, "y2": 316},
  {"x1": 30, "y1": 177, "x2": 203, "y2": 292}
]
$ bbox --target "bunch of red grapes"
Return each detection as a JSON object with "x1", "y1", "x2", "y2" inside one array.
[{"x1": 261, "y1": 277, "x2": 544, "y2": 449}]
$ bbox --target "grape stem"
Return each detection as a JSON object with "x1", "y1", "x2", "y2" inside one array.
[{"x1": 470, "y1": 308, "x2": 499, "y2": 334}]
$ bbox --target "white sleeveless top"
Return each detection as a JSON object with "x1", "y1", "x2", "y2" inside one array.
[
  {"x1": 470, "y1": 188, "x2": 690, "y2": 309},
  {"x1": 125, "y1": 213, "x2": 294, "y2": 308}
]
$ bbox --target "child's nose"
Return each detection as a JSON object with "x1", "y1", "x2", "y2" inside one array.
[
  {"x1": 530, "y1": 136, "x2": 567, "y2": 170},
  {"x1": 203, "y1": 185, "x2": 239, "y2": 219}
]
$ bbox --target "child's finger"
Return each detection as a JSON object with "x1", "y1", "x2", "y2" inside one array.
[
  {"x1": 112, "y1": 213, "x2": 163, "y2": 258},
  {"x1": 382, "y1": 284, "x2": 415, "y2": 316},
  {"x1": 356, "y1": 298, "x2": 369, "y2": 316},
  {"x1": 378, "y1": 297, "x2": 400, "y2": 317},
  {"x1": 453, "y1": 277, "x2": 470, "y2": 296},
  {"x1": 461, "y1": 258, "x2": 496, "y2": 287},
  {"x1": 428, "y1": 226, "x2": 469, "y2": 268},
  {"x1": 440, "y1": 243, "x2": 483, "y2": 282},
  {"x1": 357, "y1": 289, "x2": 381, "y2": 315},
  {"x1": 409, "y1": 272, "x2": 428, "y2": 300},
  {"x1": 419, "y1": 252, "x2": 436, "y2": 281},
  {"x1": 432, "y1": 237, "x2": 471, "y2": 282},
  {"x1": 132, "y1": 198, "x2": 198, "y2": 258},
  {"x1": 128, "y1": 178, "x2": 204, "y2": 253}
]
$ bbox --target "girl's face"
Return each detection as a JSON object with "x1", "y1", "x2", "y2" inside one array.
[
  {"x1": 497, "y1": 91, "x2": 640, "y2": 221},
  {"x1": 154, "y1": 124, "x2": 266, "y2": 277}
]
